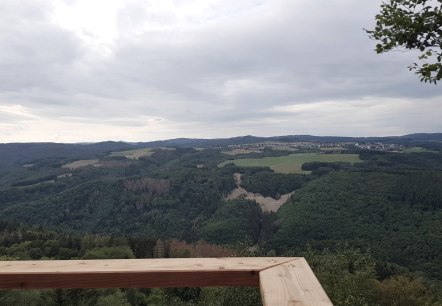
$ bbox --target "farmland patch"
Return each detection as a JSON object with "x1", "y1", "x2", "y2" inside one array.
[{"x1": 219, "y1": 153, "x2": 361, "y2": 173}]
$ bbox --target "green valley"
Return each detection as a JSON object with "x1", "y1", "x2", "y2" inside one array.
[{"x1": 0, "y1": 134, "x2": 441, "y2": 305}]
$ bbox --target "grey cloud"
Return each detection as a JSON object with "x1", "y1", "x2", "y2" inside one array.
[
  {"x1": 0, "y1": 0, "x2": 440, "y2": 142},
  {"x1": 0, "y1": 111, "x2": 32, "y2": 123},
  {"x1": 108, "y1": 1, "x2": 438, "y2": 111}
]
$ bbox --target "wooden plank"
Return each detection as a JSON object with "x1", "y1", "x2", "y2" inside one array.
[
  {"x1": 0, "y1": 271, "x2": 260, "y2": 289},
  {"x1": 259, "y1": 258, "x2": 333, "y2": 306},
  {"x1": 0, "y1": 257, "x2": 296, "y2": 289},
  {"x1": 0, "y1": 257, "x2": 334, "y2": 305},
  {"x1": 0, "y1": 257, "x2": 295, "y2": 273}
]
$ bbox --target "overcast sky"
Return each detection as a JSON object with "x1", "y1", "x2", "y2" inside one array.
[{"x1": 0, "y1": 0, "x2": 441, "y2": 143}]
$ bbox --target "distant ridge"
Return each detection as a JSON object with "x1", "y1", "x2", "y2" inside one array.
[
  {"x1": 0, "y1": 133, "x2": 440, "y2": 172},
  {"x1": 0, "y1": 141, "x2": 133, "y2": 171},
  {"x1": 135, "y1": 133, "x2": 442, "y2": 148},
  {"x1": 400, "y1": 133, "x2": 442, "y2": 141}
]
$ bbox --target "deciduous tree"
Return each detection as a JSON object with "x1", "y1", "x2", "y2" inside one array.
[{"x1": 366, "y1": 0, "x2": 442, "y2": 84}]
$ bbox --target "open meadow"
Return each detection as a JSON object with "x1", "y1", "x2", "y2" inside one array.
[{"x1": 219, "y1": 153, "x2": 361, "y2": 173}]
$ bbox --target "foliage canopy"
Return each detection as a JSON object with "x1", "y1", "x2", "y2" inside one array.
[{"x1": 366, "y1": 0, "x2": 442, "y2": 84}]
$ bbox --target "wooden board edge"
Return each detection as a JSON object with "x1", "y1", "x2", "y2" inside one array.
[
  {"x1": 259, "y1": 258, "x2": 333, "y2": 306},
  {"x1": 0, "y1": 270, "x2": 260, "y2": 289}
]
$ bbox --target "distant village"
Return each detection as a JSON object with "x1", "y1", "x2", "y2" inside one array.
[{"x1": 217, "y1": 141, "x2": 405, "y2": 153}]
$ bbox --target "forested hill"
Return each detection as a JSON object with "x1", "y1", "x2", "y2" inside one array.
[
  {"x1": 1, "y1": 132, "x2": 441, "y2": 172},
  {"x1": 270, "y1": 170, "x2": 442, "y2": 279},
  {"x1": 0, "y1": 137, "x2": 441, "y2": 305},
  {"x1": 0, "y1": 142, "x2": 134, "y2": 172}
]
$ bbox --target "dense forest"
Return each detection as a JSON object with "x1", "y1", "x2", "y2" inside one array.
[{"x1": 0, "y1": 135, "x2": 441, "y2": 305}]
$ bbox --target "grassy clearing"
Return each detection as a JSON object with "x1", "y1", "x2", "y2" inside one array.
[
  {"x1": 110, "y1": 148, "x2": 153, "y2": 159},
  {"x1": 404, "y1": 147, "x2": 438, "y2": 153},
  {"x1": 219, "y1": 153, "x2": 361, "y2": 173},
  {"x1": 62, "y1": 159, "x2": 100, "y2": 169}
]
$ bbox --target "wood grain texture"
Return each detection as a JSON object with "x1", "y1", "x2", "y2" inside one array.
[
  {"x1": 0, "y1": 271, "x2": 260, "y2": 289},
  {"x1": 0, "y1": 257, "x2": 295, "y2": 289},
  {"x1": 260, "y1": 258, "x2": 333, "y2": 306},
  {"x1": 0, "y1": 257, "x2": 332, "y2": 306}
]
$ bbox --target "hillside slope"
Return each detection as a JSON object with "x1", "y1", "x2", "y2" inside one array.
[{"x1": 270, "y1": 170, "x2": 442, "y2": 279}]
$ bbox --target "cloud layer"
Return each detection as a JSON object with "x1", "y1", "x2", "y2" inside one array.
[{"x1": 0, "y1": 0, "x2": 441, "y2": 142}]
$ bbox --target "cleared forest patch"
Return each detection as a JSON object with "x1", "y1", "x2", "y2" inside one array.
[
  {"x1": 110, "y1": 148, "x2": 153, "y2": 159},
  {"x1": 62, "y1": 159, "x2": 100, "y2": 169},
  {"x1": 226, "y1": 173, "x2": 293, "y2": 212},
  {"x1": 226, "y1": 187, "x2": 293, "y2": 212}
]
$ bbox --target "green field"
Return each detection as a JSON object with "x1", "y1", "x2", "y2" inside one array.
[
  {"x1": 404, "y1": 147, "x2": 438, "y2": 153},
  {"x1": 219, "y1": 153, "x2": 362, "y2": 173}
]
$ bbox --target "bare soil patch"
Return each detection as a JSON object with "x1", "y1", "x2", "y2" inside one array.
[{"x1": 226, "y1": 173, "x2": 293, "y2": 212}]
